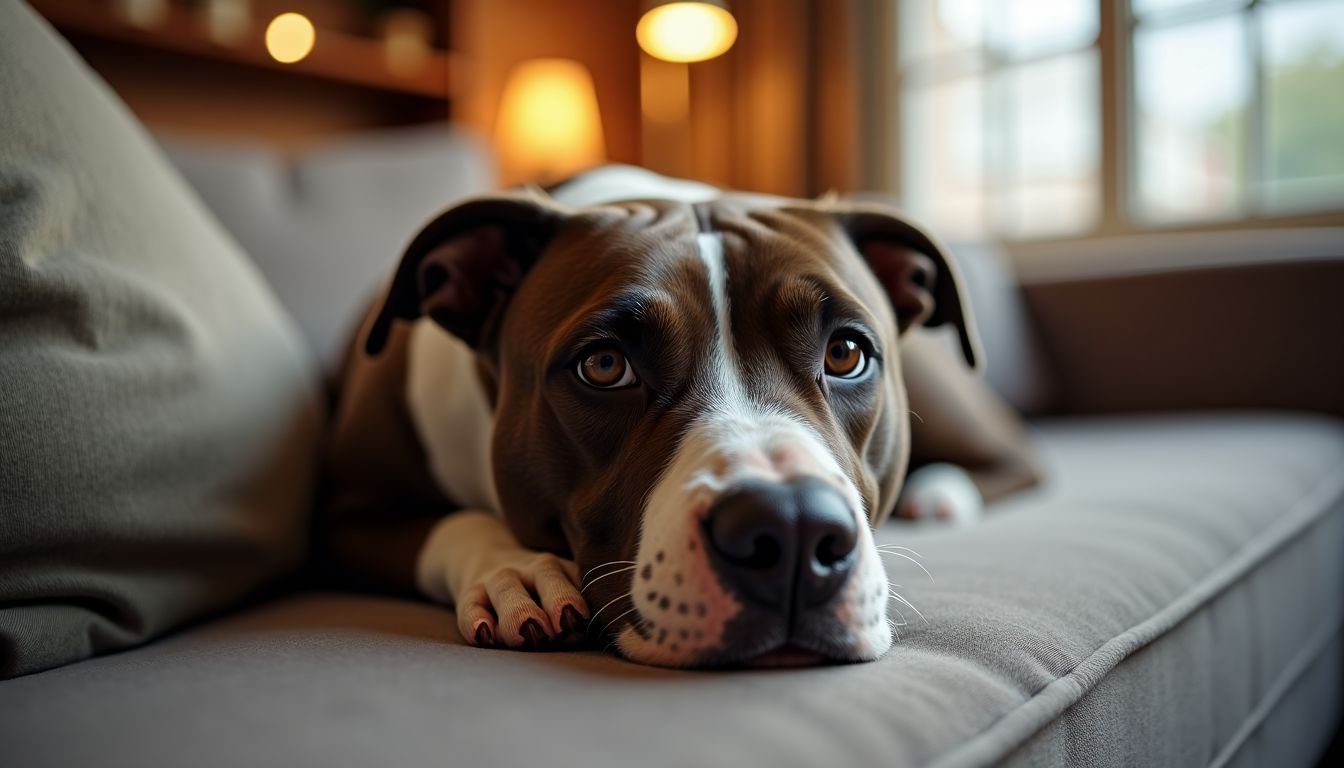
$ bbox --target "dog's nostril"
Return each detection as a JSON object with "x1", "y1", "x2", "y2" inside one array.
[
  {"x1": 814, "y1": 534, "x2": 847, "y2": 568},
  {"x1": 741, "y1": 535, "x2": 782, "y2": 570},
  {"x1": 704, "y1": 483, "x2": 792, "y2": 573}
]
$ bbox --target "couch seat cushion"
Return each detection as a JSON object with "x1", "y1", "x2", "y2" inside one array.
[{"x1": 1, "y1": 413, "x2": 1340, "y2": 767}]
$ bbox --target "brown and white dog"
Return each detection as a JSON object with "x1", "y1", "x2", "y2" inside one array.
[{"x1": 323, "y1": 166, "x2": 1038, "y2": 668}]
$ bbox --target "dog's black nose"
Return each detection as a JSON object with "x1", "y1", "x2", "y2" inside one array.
[{"x1": 704, "y1": 476, "x2": 858, "y2": 611}]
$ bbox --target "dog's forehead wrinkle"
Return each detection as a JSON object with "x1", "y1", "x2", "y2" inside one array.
[{"x1": 578, "y1": 288, "x2": 679, "y2": 332}]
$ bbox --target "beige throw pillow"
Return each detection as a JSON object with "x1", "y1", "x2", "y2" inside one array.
[{"x1": 0, "y1": 2, "x2": 324, "y2": 678}]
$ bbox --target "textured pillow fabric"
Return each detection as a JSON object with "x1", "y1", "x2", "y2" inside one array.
[{"x1": 0, "y1": 2, "x2": 324, "y2": 678}]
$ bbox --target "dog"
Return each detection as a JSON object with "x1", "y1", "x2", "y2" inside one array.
[{"x1": 322, "y1": 166, "x2": 1039, "y2": 668}]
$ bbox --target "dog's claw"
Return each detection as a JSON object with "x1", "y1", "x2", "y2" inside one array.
[
  {"x1": 474, "y1": 623, "x2": 495, "y2": 647},
  {"x1": 560, "y1": 605, "x2": 586, "y2": 637},
  {"x1": 520, "y1": 619, "x2": 548, "y2": 650}
]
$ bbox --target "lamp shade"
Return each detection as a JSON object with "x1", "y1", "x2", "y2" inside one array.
[
  {"x1": 494, "y1": 58, "x2": 606, "y2": 184},
  {"x1": 637, "y1": 1, "x2": 737, "y2": 63}
]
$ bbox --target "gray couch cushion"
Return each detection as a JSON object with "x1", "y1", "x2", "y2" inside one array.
[
  {"x1": 2, "y1": 414, "x2": 1339, "y2": 766},
  {"x1": 0, "y1": 2, "x2": 322, "y2": 678},
  {"x1": 159, "y1": 127, "x2": 496, "y2": 370}
]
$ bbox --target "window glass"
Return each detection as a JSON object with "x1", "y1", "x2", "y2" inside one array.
[
  {"x1": 1133, "y1": 15, "x2": 1250, "y2": 222},
  {"x1": 899, "y1": 0, "x2": 985, "y2": 64},
  {"x1": 1262, "y1": 0, "x2": 1344, "y2": 212},
  {"x1": 900, "y1": 78, "x2": 988, "y2": 237},
  {"x1": 994, "y1": 51, "x2": 1101, "y2": 236},
  {"x1": 1131, "y1": 0, "x2": 1243, "y2": 19},
  {"x1": 988, "y1": 0, "x2": 1098, "y2": 59}
]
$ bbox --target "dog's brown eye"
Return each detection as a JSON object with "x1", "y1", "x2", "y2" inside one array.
[
  {"x1": 824, "y1": 336, "x2": 867, "y2": 379},
  {"x1": 578, "y1": 348, "x2": 637, "y2": 389}
]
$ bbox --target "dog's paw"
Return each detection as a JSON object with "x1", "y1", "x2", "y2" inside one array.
[
  {"x1": 896, "y1": 463, "x2": 984, "y2": 526},
  {"x1": 457, "y1": 553, "x2": 589, "y2": 650}
]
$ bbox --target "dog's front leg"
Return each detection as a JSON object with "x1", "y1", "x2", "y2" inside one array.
[{"x1": 416, "y1": 511, "x2": 590, "y2": 650}]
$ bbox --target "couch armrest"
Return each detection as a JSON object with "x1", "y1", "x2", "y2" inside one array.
[{"x1": 1015, "y1": 230, "x2": 1344, "y2": 418}]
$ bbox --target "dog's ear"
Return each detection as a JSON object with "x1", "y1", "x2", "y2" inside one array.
[
  {"x1": 834, "y1": 205, "x2": 981, "y2": 369},
  {"x1": 364, "y1": 195, "x2": 563, "y2": 356}
]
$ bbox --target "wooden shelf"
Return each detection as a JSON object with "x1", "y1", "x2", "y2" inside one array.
[{"x1": 34, "y1": 0, "x2": 452, "y2": 102}]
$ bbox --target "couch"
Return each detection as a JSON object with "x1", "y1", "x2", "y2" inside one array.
[{"x1": 2, "y1": 4, "x2": 1342, "y2": 766}]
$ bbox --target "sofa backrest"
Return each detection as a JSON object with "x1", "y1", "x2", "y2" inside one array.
[
  {"x1": 1014, "y1": 229, "x2": 1344, "y2": 417},
  {"x1": 160, "y1": 125, "x2": 496, "y2": 372}
]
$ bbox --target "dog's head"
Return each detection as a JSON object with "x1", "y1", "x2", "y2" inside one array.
[{"x1": 366, "y1": 191, "x2": 977, "y2": 667}]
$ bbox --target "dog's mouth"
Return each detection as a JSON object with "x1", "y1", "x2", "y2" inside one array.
[
  {"x1": 740, "y1": 643, "x2": 826, "y2": 668},
  {"x1": 608, "y1": 602, "x2": 874, "y2": 668}
]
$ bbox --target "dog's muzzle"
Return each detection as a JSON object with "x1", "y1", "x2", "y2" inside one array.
[{"x1": 614, "y1": 412, "x2": 893, "y2": 667}]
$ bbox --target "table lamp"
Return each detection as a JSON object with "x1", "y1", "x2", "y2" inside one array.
[{"x1": 494, "y1": 58, "x2": 607, "y2": 185}]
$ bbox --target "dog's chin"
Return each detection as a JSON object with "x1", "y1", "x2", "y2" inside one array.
[
  {"x1": 612, "y1": 624, "x2": 890, "y2": 669},
  {"x1": 744, "y1": 646, "x2": 823, "y2": 668},
  {"x1": 738, "y1": 643, "x2": 835, "y2": 669},
  {"x1": 738, "y1": 635, "x2": 891, "y2": 668}
]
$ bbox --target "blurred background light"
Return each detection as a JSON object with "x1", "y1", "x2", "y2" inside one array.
[
  {"x1": 637, "y1": 1, "x2": 737, "y2": 63},
  {"x1": 494, "y1": 58, "x2": 607, "y2": 184},
  {"x1": 265, "y1": 12, "x2": 315, "y2": 65}
]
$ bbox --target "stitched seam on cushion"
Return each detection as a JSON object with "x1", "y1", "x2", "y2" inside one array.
[
  {"x1": 1209, "y1": 618, "x2": 1343, "y2": 768},
  {"x1": 926, "y1": 467, "x2": 1344, "y2": 768}
]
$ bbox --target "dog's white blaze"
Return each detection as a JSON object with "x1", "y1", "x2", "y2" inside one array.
[
  {"x1": 617, "y1": 232, "x2": 893, "y2": 666},
  {"x1": 406, "y1": 320, "x2": 500, "y2": 513},
  {"x1": 694, "y1": 232, "x2": 745, "y2": 400}
]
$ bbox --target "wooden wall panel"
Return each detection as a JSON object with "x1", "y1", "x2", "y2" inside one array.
[
  {"x1": 810, "y1": 0, "x2": 862, "y2": 193},
  {"x1": 682, "y1": 0, "x2": 863, "y2": 197},
  {"x1": 730, "y1": 0, "x2": 810, "y2": 196}
]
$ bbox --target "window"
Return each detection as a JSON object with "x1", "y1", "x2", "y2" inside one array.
[
  {"x1": 1132, "y1": 0, "x2": 1344, "y2": 223},
  {"x1": 896, "y1": 1, "x2": 1101, "y2": 240},
  {"x1": 892, "y1": 0, "x2": 1344, "y2": 241}
]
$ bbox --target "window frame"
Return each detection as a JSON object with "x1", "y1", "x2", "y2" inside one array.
[{"x1": 870, "y1": 0, "x2": 1344, "y2": 249}]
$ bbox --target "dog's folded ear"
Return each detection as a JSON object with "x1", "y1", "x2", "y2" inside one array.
[
  {"x1": 835, "y1": 205, "x2": 981, "y2": 369},
  {"x1": 364, "y1": 195, "x2": 563, "y2": 356}
]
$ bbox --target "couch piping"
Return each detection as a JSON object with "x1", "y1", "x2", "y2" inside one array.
[
  {"x1": 925, "y1": 467, "x2": 1344, "y2": 768},
  {"x1": 1210, "y1": 618, "x2": 1343, "y2": 767}
]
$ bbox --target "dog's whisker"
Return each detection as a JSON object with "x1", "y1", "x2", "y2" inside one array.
[
  {"x1": 888, "y1": 589, "x2": 929, "y2": 625},
  {"x1": 887, "y1": 599, "x2": 909, "y2": 624},
  {"x1": 596, "y1": 606, "x2": 639, "y2": 640},
  {"x1": 908, "y1": 409, "x2": 924, "y2": 424},
  {"x1": 586, "y1": 592, "x2": 632, "y2": 636},
  {"x1": 874, "y1": 544, "x2": 925, "y2": 559},
  {"x1": 887, "y1": 617, "x2": 901, "y2": 641},
  {"x1": 581, "y1": 560, "x2": 637, "y2": 583},
  {"x1": 581, "y1": 565, "x2": 637, "y2": 591},
  {"x1": 876, "y1": 550, "x2": 935, "y2": 582}
]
